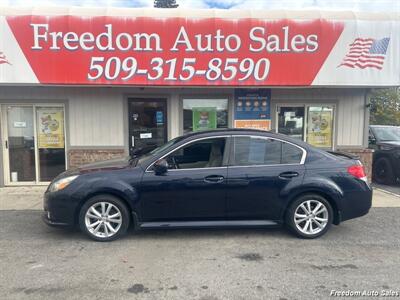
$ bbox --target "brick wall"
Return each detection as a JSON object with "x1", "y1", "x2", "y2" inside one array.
[
  {"x1": 68, "y1": 149, "x2": 126, "y2": 168},
  {"x1": 337, "y1": 148, "x2": 374, "y2": 182}
]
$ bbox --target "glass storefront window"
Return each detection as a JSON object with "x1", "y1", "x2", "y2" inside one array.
[
  {"x1": 306, "y1": 106, "x2": 334, "y2": 148},
  {"x1": 3, "y1": 105, "x2": 66, "y2": 184},
  {"x1": 183, "y1": 99, "x2": 228, "y2": 133},
  {"x1": 36, "y1": 107, "x2": 66, "y2": 181},
  {"x1": 276, "y1": 105, "x2": 335, "y2": 149}
]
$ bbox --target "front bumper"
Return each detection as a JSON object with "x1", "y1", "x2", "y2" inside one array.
[
  {"x1": 43, "y1": 191, "x2": 78, "y2": 227},
  {"x1": 42, "y1": 212, "x2": 71, "y2": 227}
]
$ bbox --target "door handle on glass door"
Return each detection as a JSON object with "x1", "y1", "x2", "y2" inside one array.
[
  {"x1": 204, "y1": 175, "x2": 224, "y2": 183},
  {"x1": 278, "y1": 171, "x2": 299, "y2": 179}
]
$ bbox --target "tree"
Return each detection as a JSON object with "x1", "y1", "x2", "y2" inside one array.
[
  {"x1": 154, "y1": 0, "x2": 179, "y2": 8},
  {"x1": 370, "y1": 88, "x2": 400, "y2": 126}
]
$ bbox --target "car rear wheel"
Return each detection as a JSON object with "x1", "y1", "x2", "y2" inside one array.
[
  {"x1": 79, "y1": 195, "x2": 130, "y2": 242},
  {"x1": 286, "y1": 194, "x2": 333, "y2": 239},
  {"x1": 373, "y1": 157, "x2": 395, "y2": 185}
]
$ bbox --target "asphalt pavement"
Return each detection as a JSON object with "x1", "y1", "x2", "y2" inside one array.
[{"x1": 1, "y1": 208, "x2": 400, "y2": 300}]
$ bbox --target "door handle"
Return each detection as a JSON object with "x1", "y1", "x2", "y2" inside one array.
[
  {"x1": 204, "y1": 175, "x2": 225, "y2": 183},
  {"x1": 278, "y1": 171, "x2": 299, "y2": 179}
]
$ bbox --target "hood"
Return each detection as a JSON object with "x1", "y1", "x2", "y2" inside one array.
[
  {"x1": 378, "y1": 141, "x2": 400, "y2": 148},
  {"x1": 58, "y1": 157, "x2": 133, "y2": 178},
  {"x1": 77, "y1": 157, "x2": 132, "y2": 174}
]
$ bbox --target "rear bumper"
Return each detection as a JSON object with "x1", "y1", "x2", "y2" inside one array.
[{"x1": 340, "y1": 183, "x2": 373, "y2": 222}]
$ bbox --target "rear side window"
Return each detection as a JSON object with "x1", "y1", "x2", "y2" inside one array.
[
  {"x1": 282, "y1": 142, "x2": 303, "y2": 164},
  {"x1": 232, "y1": 136, "x2": 303, "y2": 166}
]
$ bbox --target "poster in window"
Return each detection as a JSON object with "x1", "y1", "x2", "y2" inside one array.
[
  {"x1": 234, "y1": 88, "x2": 271, "y2": 131},
  {"x1": 307, "y1": 107, "x2": 333, "y2": 148},
  {"x1": 192, "y1": 107, "x2": 217, "y2": 131},
  {"x1": 37, "y1": 108, "x2": 65, "y2": 149}
]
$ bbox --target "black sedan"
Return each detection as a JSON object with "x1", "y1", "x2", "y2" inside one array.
[
  {"x1": 43, "y1": 129, "x2": 372, "y2": 241},
  {"x1": 369, "y1": 125, "x2": 400, "y2": 185}
]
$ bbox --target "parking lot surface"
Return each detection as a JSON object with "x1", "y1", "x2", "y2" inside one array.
[{"x1": 1, "y1": 208, "x2": 400, "y2": 300}]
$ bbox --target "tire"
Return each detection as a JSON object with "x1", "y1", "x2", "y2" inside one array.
[
  {"x1": 373, "y1": 157, "x2": 395, "y2": 185},
  {"x1": 79, "y1": 195, "x2": 130, "y2": 242},
  {"x1": 285, "y1": 194, "x2": 333, "y2": 239}
]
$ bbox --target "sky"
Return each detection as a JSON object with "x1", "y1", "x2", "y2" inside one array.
[{"x1": 0, "y1": 0, "x2": 399, "y2": 12}]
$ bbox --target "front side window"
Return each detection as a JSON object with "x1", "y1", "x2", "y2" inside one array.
[
  {"x1": 232, "y1": 136, "x2": 303, "y2": 166},
  {"x1": 165, "y1": 138, "x2": 226, "y2": 170}
]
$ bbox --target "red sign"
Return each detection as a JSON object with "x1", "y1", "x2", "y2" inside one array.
[{"x1": 6, "y1": 15, "x2": 345, "y2": 85}]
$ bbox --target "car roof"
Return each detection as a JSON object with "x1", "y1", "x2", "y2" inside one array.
[
  {"x1": 180, "y1": 128, "x2": 311, "y2": 148},
  {"x1": 370, "y1": 125, "x2": 399, "y2": 128}
]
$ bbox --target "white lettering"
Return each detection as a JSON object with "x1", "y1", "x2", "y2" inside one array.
[
  {"x1": 291, "y1": 34, "x2": 306, "y2": 52},
  {"x1": 225, "y1": 34, "x2": 241, "y2": 52},
  {"x1": 63, "y1": 32, "x2": 79, "y2": 50},
  {"x1": 306, "y1": 34, "x2": 319, "y2": 52},
  {"x1": 249, "y1": 27, "x2": 266, "y2": 52},
  {"x1": 171, "y1": 26, "x2": 194, "y2": 52},
  {"x1": 96, "y1": 24, "x2": 115, "y2": 51},
  {"x1": 31, "y1": 23, "x2": 48, "y2": 50},
  {"x1": 116, "y1": 32, "x2": 133, "y2": 51},
  {"x1": 133, "y1": 33, "x2": 161, "y2": 51},
  {"x1": 79, "y1": 32, "x2": 95, "y2": 50}
]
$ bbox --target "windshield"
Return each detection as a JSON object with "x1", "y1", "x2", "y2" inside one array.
[
  {"x1": 136, "y1": 136, "x2": 182, "y2": 165},
  {"x1": 372, "y1": 126, "x2": 400, "y2": 142}
]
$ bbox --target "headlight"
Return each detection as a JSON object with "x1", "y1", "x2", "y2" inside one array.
[{"x1": 49, "y1": 175, "x2": 79, "y2": 192}]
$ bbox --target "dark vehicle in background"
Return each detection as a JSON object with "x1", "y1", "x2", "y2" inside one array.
[
  {"x1": 369, "y1": 125, "x2": 400, "y2": 185},
  {"x1": 43, "y1": 129, "x2": 372, "y2": 241}
]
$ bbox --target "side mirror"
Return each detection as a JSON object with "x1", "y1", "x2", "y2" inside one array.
[
  {"x1": 369, "y1": 137, "x2": 376, "y2": 145},
  {"x1": 153, "y1": 159, "x2": 168, "y2": 175}
]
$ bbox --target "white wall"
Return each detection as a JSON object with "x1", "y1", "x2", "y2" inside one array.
[
  {"x1": 0, "y1": 86, "x2": 368, "y2": 150},
  {"x1": 68, "y1": 88, "x2": 124, "y2": 147}
]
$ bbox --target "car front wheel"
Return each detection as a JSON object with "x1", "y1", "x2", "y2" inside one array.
[
  {"x1": 79, "y1": 195, "x2": 130, "y2": 241},
  {"x1": 286, "y1": 194, "x2": 333, "y2": 239}
]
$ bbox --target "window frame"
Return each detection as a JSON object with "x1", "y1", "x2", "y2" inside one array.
[
  {"x1": 275, "y1": 103, "x2": 336, "y2": 150},
  {"x1": 228, "y1": 135, "x2": 307, "y2": 168},
  {"x1": 180, "y1": 97, "x2": 232, "y2": 135},
  {"x1": 146, "y1": 135, "x2": 231, "y2": 172}
]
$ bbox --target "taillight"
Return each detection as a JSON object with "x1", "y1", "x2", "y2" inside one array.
[{"x1": 347, "y1": 165, "x2": 368, "y2": 182}]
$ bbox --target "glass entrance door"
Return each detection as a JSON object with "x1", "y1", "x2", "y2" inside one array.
[
  {"x1": 2, "y1": 105, "x2": 66, "y2": 184},
  {"x1": 128, "y1": 99, "x2": 167, "y2": 155},
  {"x1": 6, "y1": 106, "x2": 36, "y2": 183},
  {"x1": 277, "y1": 106, "x2": 305, "y2": 141}
]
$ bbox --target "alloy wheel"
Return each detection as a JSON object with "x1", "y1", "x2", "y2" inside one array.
[
  {"x1": 294, "y1": 200, "x2": 329, "y2": 235},
  {"x1": 84, "y1": 202, "x2": 122, "y2": 238}
]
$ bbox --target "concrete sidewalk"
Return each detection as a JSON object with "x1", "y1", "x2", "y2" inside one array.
[{"x1": 0, "y1": 185, "x2": 399, "y2": 210}]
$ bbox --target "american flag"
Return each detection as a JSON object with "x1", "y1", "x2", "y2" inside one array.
[
  {"x1": 339, "y1": 37, "x2": 390, "y2": 70},
  {"x1": 0, "y1": 51, "x2": 11, "y2": 65}
]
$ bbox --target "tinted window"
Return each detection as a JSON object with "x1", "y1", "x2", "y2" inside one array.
[
  {"x1": 282, "y1": 142, "x2": 303, "y2": 164},
  {"x1": 232, "y1": 137, "x2": 303, "y2": 166},
  {"x1": 166, "y1": 138, "x2": 226, "y2": 169}
]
